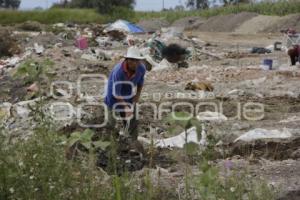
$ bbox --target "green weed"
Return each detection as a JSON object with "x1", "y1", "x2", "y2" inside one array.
[{"x1": 13, "y1": 59, "x2": 54, "y2": 85}]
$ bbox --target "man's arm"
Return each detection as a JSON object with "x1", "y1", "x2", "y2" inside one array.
[
  {"x1": 134, "y1": 66, "x2": 145, "y2": 104},
  {"x1": 133, "y1": 85, "x2": 143, "y2": 104}
]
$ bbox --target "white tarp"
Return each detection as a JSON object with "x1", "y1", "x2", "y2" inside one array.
[
  {"x1": 139, "y1": 125, "x2": 208, "y2": 148},
  {"x1": 234, "y1": 128, "x2": 292, "y2": 143},
  {"x1": 104, "y1": 20, "x2": 144, "y2": 33}
]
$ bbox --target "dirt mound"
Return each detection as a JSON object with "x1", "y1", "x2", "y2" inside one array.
[
  {"x1": 17, "y1": 21, "x2": 43, "y2": 32},
  {"x1": 235, "y1": 14, "x2": 300, "y2": 34},
  {"x1": 235, "y1": 15, "x2": 282, "y2": 34},
  {"x1": 264, "y1": 14, "x2": 300, "y2": 33},
  {"x1": 172, "y1": 16, "x2": 205, "y2": 30},
  {"x1": 196, "y1": 12, "x2": 258, "y2": 32},
  {"x1": 138, "y1": 19, "x2": 170, "y2": 32},
  {"x1": 0, "y1": 29, "x2": 21, "y2": 57}
]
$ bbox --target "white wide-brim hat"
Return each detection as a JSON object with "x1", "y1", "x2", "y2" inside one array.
[{"x1": 124, "y1": 46, "x2": 144, "y2": 60}]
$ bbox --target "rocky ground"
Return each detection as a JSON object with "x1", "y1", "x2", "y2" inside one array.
[{"x1": 1, "y1": 18, "x2": 300, "y2": 199}]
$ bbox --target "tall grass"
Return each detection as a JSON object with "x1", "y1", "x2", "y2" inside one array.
[
  {"x1": 0, "y1": 8, "x2": 106, "y2": 24},
  {"x1": 0, "y1": 107, "x2": 277, "y2": 199},
  {"x1": 135, "y1": 1, "x2": 300, "y2": 23},
  {"x1": 0, "y1": 1, "x2": 300, "y2": 25}
]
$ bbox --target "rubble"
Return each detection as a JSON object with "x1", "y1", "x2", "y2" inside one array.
[
  {"x1": 0, "y1": 50, "x2": 32, "y2": 69},
  {"x1": 11, "y1": 99, "x2": 39, "y2": 119},
  {"x1": 81, "y1": 53, "x2": 98, "y2": 61}
]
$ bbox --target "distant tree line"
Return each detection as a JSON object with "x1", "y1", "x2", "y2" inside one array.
[
  {"x1": 0, "y1": 0, "x2": 21, "y2": 9},
  {"x1": 186, "y1": 0, "x2": 253, "y2": 10},
  {"x1": 53, "y1": 0, "x2": 135, "y2": 14},
  {"x1": 53, "y1": 0, "x2": 290, "y2": 12}
]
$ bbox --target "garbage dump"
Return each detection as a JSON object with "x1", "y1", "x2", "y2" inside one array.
[{"x1": 1, "y1": 12, "x2": 300, "y2": 200}]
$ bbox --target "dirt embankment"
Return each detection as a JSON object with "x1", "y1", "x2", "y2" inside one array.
[
  {"x1": 138, "y1": 19, "x2": 170, "y2": 32},
  {"x1": 236, "y1": 14, "x2": 300, "y2": 34},
  {"x1": 172, "y1": 16, "x2": 205, "y2": 31},
  {"x1": 176, "y1": 12, "x2": 300, "y2": 34},
  {"x1": 196, "y1": 12, "x2": 258, "y2": 32}
]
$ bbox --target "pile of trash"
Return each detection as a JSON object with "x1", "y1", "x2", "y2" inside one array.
[{"x1": 1, "y1": 18, "x2": 224, "y2": 75}]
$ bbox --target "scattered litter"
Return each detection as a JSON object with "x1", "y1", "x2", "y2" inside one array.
[
  {"x1": 185, "y1": 81, "x2": 214, "y2": 91},
  {"x1": 50, "y1": 102, "x2": 75, "y2": 120},
  {"x1": 81, "y1": 54, "x2": 98, "y2": 61},
  {"x1": 197, "y1": 111, "x2": 227, "y2": 122},
  {"x1": 0, "y1": 50, "x2": 32, "y2": 70},
  {"x1": 34, "y1": 43, "x2": 44, "y2": 55},
  {"x1": 161, "y1": 27, "x2": 184, "y2": 40},
  {"x1": 62, "y1": 49, "x2": 71, "y2": 57},
  {"x1": 143, "y1": 55, "x2": 158, "y2": 70},
  {"x1": 152, "y1": 59, "x2": 174, "y2": 71},
  {"x1": 274, "y1": 42, "x2": 282, "y2": 51},
  {"x1": 231, "y1": 122, "x2": 251, "y2": 131},
  {"x1": 106, "y1": 30, "x2": 126, "y2": 41},
  {"x1": 251, "y1": 47, "x2": 271, "y2": 54},
  {"x1": 226, "y1": 89, "x2": 245, "y2": 97},
  {"x1": 95, "y1": 36, "x2": 111, "y2": 47},
  {"x1": 241, "y1": 76, "x2": 267, "y2": 87},
  {"x1": 265, "y1": 45, "x2": 274, "y2": 51},
  {"x1": 0, "y1": 60, "x2": 5, "y2": 70},
  {"x1": 53, "y1": 23, "x2": 65, "y2": 28},
  {"x1": 75, "y1": 36, "x2": 88, "y2": 50},
  {"x1": 260, "y1": 58, "x2": 273, "y2": 70},
  {"x1": 280, "y1": 116, "x2": 300, "y2": 123},
  {"x1": 11, "y1": 98, "x2": 44, "y2": 119},
  {"x1": 234, "y1": 128, "x2": 292, "y2": 143},
  {"x1": 82, "y1": 28, "x2": 93, "y2": 38},
  {"x1": 55, "y1": 43, "x2": 63, "y2": 48},
  {"x1": 140, "y1": 127, "x2": 204, "y2": 148},
  {"x1": 26, "y1": 82, "x2": 39, "y2": 93}
]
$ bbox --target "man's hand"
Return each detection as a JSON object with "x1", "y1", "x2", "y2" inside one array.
[
  {"x1": 134, "y1": 85, "x2": 143, "y2": 104},
  {"x1": 124, "y1": 105, "x2": 133, "y2": 119},
  {"x1": 133, "y1": 95, "x2": 140, "y2": 104}
]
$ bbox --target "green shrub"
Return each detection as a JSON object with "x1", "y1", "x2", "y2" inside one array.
[
  {"x1": 0, "y1": 128, "x2": 111, "y2": 200},
  {"x1": 13, "y1": 59, "x2": 54, "y2": 85}
]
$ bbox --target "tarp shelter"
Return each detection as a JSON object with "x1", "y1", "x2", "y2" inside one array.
[{"x1": 104, "y1": 20, "x2": 144, "y2": 33}]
